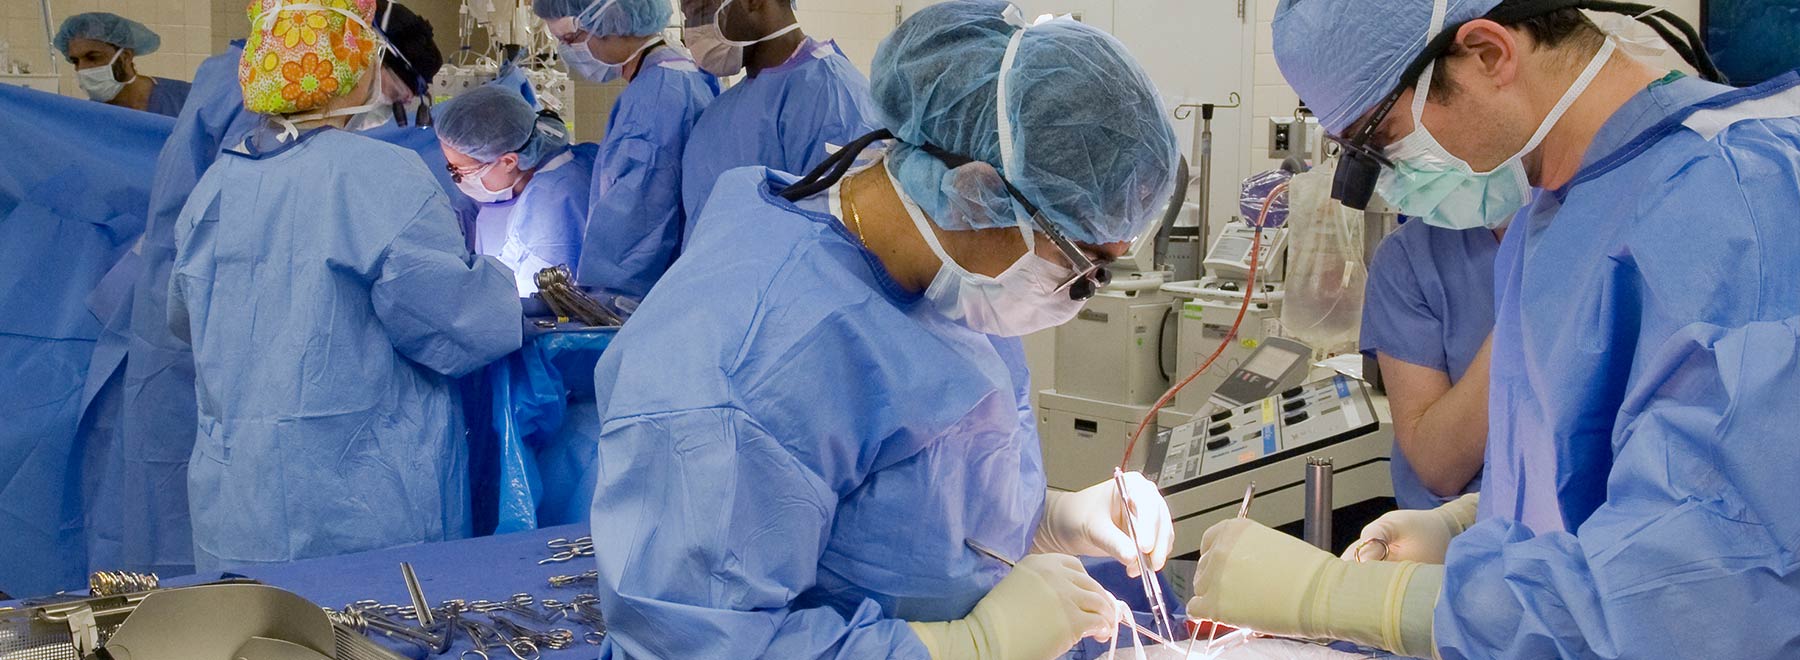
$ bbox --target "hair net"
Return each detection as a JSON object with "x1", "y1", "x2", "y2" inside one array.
[
  {"x1": 54, "y1": 13, "x2": 161, "y2": 56},
  {"x1": 1273, "y1": 0, "x2": 1501, "y2": 136},
  {"x1": 872, "y1": 0, "x2": 1179, "y2": 246},
  {"x1": 535, "y1": 0, "x2": 671, "y2": 37},
  {"x1": 435, "y1": 84, "x2": 568, "y2": 170}
]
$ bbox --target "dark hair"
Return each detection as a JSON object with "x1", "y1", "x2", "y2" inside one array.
[
  {"x1": 1428, "y1": 6, "x2": 1604, "y2": 99},
  {"x1": 374, "y1": 0, "x2": 444, "y2": 90}
]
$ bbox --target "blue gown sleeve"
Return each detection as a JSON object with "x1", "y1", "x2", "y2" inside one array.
[
  {"x1": 371, "y1": 193, "x2": 523, "y2": 377},
  {"x1": 592, "y1": 407, "x2": 931, "y2": 660},
  {"x1": 1437, "y1": 316, "x2": 1800, "y2": 659},
  {"x1": 503, "y1": 175, "x2": 587, "y2": 293},
  {"x1": 581, "y1": 130, "x2": 683, "y2": 302},
  {"x1": 1358, "y1": 230, "x2": 1448, "y2": 373}
]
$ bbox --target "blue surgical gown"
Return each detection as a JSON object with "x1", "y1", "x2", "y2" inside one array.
[
  {"x1": 1358, "y1": 219, "x2": 1497, "y2": 509},
  {"x1": 79, "y1": 45, "x2": 262, "y2": 580},
  {"x1": 588, "y1": 166, "x2": 1045, "y2": 659},
  {"x1": 679, "y1": 39, "x2": 875, "y2": 228},
  {"x1": 576, "y1": 47, "x2": 717, "y2": 302},
  {"x1": 484, "y1": 143, "x2": 598, "y2": 294},
  {"x1": 0, "y1": 84, "x2": 168, "y2": 597},
  {"x1": 144, "y1": 77, "x2": 192, "y2": 118},
  {"x1": 168, "y1": 127, "x2": 522, "y2": 573},
  {"x1": 1437, "y1": 72, "x2": 1800, "y2": 658}
]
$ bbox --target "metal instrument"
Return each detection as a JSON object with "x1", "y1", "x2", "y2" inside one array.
[
  {"x1": 1304, "y1": 457, "x2": 1334, "y2": 551},
  {"x1": 538, "y1": 536, "x2": 595, "y2": 565},
  {"x1": 533, "y1": 266, "x2": 622, "y2": 327}
]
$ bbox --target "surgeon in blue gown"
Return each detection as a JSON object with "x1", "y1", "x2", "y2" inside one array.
[
  {"x1": 167, "y1": 4, "x2": 521, "y2": 574},
  {"x1": 1188, "y1": 1, "x2": 1800, "y2": 658},
  {"x1": 55, "y1": 13, "x2": 190, "y2": 117},
  {"x1": 676, "y1": 0, "x2": 875, "y2": 225},
  {"x1": 78, "y1": 0, "x2": 476, "y2": 579},
  {"x1": 436, "y1": 85, "x2": 598, "y2": 294},
  {"x1": 536, "y1": 0, "x2": 718, "y2": 302},
  {"x1": 0, "y1": 85, "x2": 169, "y2": 598},
  {"x1": 585, "y1": 3, "x2": 1182, "y2": 657}
]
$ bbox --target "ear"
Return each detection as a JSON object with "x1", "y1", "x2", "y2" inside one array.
[
  {"x1": 500, "y1": 152, "x2": 522, "y2": 172},
  {"x1": 1453, "y1": 19, "x2": 1522, "y2": 91}
]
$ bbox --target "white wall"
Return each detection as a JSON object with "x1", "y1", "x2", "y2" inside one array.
[{"x1": 3, "y1": 0, "x2": 216, "y2": 95}]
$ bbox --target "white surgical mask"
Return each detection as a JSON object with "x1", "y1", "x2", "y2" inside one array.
[
  {"x1": 457, "y1": 161, "x2": 517, "y2": 204},
  {"x1": 77, "y1": 49, "x2": 132, "y2": 102},
  {"x1": 684, "y1": 0, "x2": 801, "y2": 77},
  {"x1": 683, "y1": 24, "x2": 743, "y2": 77},
  {"x1": 344, "y1": 71, "x2": 396, "y2": 132},
  {"x1": 562, "y1": 37, "x2": 660, "y2": 84},
  {"x1": 900, "y1": 173, "x2": 1084, "y2": 337},
  {"x1": 559, "y1": 41, "x2": 611, "y2": 82},
  {"x1": 1375, "y1": 18, "x2": 1616, "y2": 230}
]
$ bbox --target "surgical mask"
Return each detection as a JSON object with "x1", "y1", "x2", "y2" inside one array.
[
  {"x1": 456, "y1": 161, "x2": 517, "y2": 204},
  {"x1": 77, "y1": 49, "x2": 132, "y2": 102},
  {"x1": 890, "y1": 165, "x2": 1083, "y2": 336},
  {"x1": 559, "y1": 41, "x2": 613, "y2": 82},
  {"x1": 684, "y1": 0, "x2": 801, "y2": 77},
  {"x1": 344, "y1": 74, "x2": 395, "y2": 132},
  {"x1": 683, "y1": 24, "x2": 743, "y2": 77},
  {"x1": 562, "y1": 37, "x2": 660, "y2": 84},
  {"x1": 1376, "y1": 39, "x2": 1616, "y2": 230}
]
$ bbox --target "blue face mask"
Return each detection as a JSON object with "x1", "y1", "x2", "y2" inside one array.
[{"x1": 1376, "y1": 39, "x2": 1616, "y2": 230}]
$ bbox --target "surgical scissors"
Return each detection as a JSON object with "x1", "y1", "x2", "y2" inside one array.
[{"x1": 539, "y1": 536, "x2": 595, "y2": 565}]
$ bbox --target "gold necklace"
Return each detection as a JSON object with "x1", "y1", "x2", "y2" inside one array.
[{"x1": 840, "y1": 176, "x2": 870, "y2": 250}]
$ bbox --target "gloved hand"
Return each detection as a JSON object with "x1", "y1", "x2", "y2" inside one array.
[
  {"x1": 1032, "y1": 472, "x2": 1173, "y2": 576},
  {"x1": 1342, "y1": 493, "x2": 1479, "y2": 564},
  {"x1": 1187, "y1": 518, "x2": 1444, "y2": 659},
  {"x1": 908, "y1": 553, "x2": 1118, "y2": 660}
]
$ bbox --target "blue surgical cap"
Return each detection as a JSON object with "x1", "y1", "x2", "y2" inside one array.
[
  {"x1": 435, "y1": 85, "x2": 569, "y2": 170},
  {"x1": 534, "y1": 0, "x2": 671, "y2": 37},
  {"x1": 54, "y1": 12, "x2": 161, "y2": 56},
  {"x1": 872, "y1": 0, "x2": 1179, "y2": 246},
  {"x1": 1273, "y1": 0, "x2": 1502, "y2": 135}
]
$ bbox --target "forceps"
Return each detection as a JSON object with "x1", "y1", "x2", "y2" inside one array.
[
  {"x1": 963, "y1": 538, "x2": 1178, "y2": 648},
  {"x1": 539, "y1": 537, "x2": 595, "y2": 565}
]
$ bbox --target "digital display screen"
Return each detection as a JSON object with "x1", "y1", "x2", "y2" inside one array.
[
  {"x1": 1705, "y1": 0, "x2": 1800, "y2": 86},
  {"x1": 1244, "y1": 344, "x2": 1302, "y2": 377}
]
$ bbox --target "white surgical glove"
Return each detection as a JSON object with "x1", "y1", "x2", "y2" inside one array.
[
  {"x1": 1342, "y1": 493, "x2": 1479, "y2": 564},
  {"x1": 908, "y1": 553, "x2": 1118, "y2": 660},
  {"x1": 1032, "y1": 472, "x2": 1173, "y2": 576},
  {"x1": 1187, "y1": 518, "x2": 1443, "y2": 659}
]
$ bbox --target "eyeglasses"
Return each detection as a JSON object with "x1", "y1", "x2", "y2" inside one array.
[
  {"x1": 445, "y1": 160, "x2": 496, "y2": 184},
  {"x1": 1326, "y1": 89, "x2": 1404, "y2": 211},
  {"x1": 917, "y1": 144, "x2": 1112, "y2": 301}
]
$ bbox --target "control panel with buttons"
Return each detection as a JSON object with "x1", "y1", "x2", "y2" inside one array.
[{"x1": 1144, "y1": 375, "x2": 1379, "y2": 491}]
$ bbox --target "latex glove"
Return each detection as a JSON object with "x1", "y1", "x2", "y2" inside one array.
[
  {"x1": 1187, "y1": 518, "x2": 1444, "y2": 659},
  {"x1": 908, "y1": 553, "x2": 1118, "y2": 660},
  {"x1": 1342, "y1": 493, "x2": 1479, "y2": 564},
  {"x1": 1032, "y1": 472, "x2": 1173, "y2": 576}
]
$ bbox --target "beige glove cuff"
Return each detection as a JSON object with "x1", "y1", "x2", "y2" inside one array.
[
  {"x1": 1030, "y1": 490, "x2": 1072, "y2": 555},
  {"x1": 1437, "y1": 493, "x2": 1480, "y2": 536},
  {"x1": 1311, "y1": 560, "x2": 1445, "y2": 660},
  {"x1": 908, "y1": 620, "x2": 970, "y2": 660}
]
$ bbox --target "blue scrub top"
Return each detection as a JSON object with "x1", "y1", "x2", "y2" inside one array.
[
  {"x1": 1359, "y1": 219, "x2": 1497, "y2": 509},
  {"x1": 1437, "y1": 72, "x2": 1800, "y2": 658},
  {"x1": 587, "y1": 166, "x2": 1042, "y2": 659},
  {"x1": 577, "y1": 47, "x2": 717, "y2": 302},
  {"x1": 144, "y1": 76, "x2": 191, "y2": 117},
  {"x1": 678, "y1": 38, "x2": 876, "y2": 228}
]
